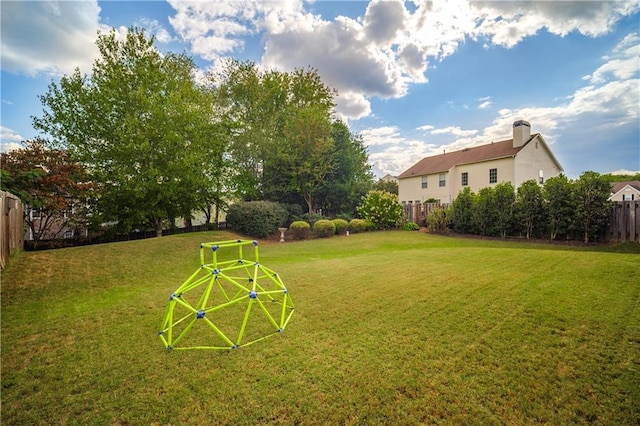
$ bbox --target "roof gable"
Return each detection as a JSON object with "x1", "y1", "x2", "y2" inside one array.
[
  {"x1": 611, "y1": 181, "x2": 640, "y2": 194},
  {"x1": 398, "y1": 137, "x2": 532, "y2": 179}
]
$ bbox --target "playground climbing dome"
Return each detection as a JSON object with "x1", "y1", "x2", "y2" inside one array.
[{"x1": 159, "y1": 239, "x2": 294, "y2": 350}]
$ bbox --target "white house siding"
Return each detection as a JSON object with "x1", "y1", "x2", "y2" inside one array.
[
  {"x1": 513, "y1": 136, "x2": 563, "y2": 188},
  {"x1": 450, "y1": 157, "x2": 516, "y2": 197},
  {"x1": 609, "y1": 185, "x2": 640, "y2": 201},
  {"x1": 399, "y1": 173, "x2": 451, "y2": 204}
]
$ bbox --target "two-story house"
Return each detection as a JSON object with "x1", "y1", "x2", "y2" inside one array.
[{"x1": 397, "y1": 120, "x2": 564, "y2": 206}]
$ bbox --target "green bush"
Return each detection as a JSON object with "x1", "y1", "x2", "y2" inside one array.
[
  {"x1": 289, "y1": 221, "x2": 311, "y2": 240},
  {"x1": 364, "y1": 219, "x2": 376, "y2": 231},
  {"x1": 426, "y1": 207, "x2": 448, "y2": 233},
  {"x1": 331, "y1": 218, "x2": 349, "y2": 235},
  {"x1": 402, "y1": 221, "x2": 420, "y2": 231},
  {"x1": 313, "y1": 219, "x2": 335, "y2": 238},
  {"x1": 348, "y1": 218, "x2": 368, "y2": 233},
  {"x1": 226, "y1": 201, "x2": 288, "y2": 238},
  {"x1": 357, "y1": 190, "x2": 403, "y2": 230}
]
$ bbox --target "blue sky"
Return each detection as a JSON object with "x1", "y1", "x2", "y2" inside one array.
[{"x1": 1, "y1": 0, "x2": 639, "y2": 179}]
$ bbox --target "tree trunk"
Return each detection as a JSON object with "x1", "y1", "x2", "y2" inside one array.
[
  {"x1": 304, "y1": 192, "x2": 313, "y2": 214},
  {"x1": 155, "y1": 218, "x2": 163, "y2": 237}
]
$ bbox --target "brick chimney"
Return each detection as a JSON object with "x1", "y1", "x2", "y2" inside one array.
[{"x1": 513, "y1": 120, "x2": 531, "y2": 148}]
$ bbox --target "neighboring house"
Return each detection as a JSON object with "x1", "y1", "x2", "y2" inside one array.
[
  {"x1": 379, "y1": 173, "x2": 398, "y2": 183},
  {"x1": 609, "y1": 181, "x2": 640, "y2": 201},
  {"x1": 25, "y1": 202, "x2": 88, "y2": 241},
  {"x1": 398, "y1": 120, "x2": 564, "y2": 205}
]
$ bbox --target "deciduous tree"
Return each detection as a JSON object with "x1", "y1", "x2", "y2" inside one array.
[
  {"x1": 574, "y1": 171, "x2": 612, "y2": 242},
  {"x1": 543, "y1": 174, "x2": 574, "y2": 240},
  {"x1": 316, "y1": 120, "x2": 374, "y2": 217},
  {"x1": 515, "y1": 179, "x2": 545, "y2": 239},
  {"x1": 0, "y1": 139, "x2": 92, "y2": 243},
  {"x1": 33, "y1": 28, "x2": 217, "y2": 236}
]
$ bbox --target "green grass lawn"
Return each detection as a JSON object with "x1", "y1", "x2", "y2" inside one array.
[{"x1": 2, "y1": 231, "x2": 639, "y2": 424}]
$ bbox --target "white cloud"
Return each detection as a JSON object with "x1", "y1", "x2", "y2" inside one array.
[
  {"x1": 334, "y1": 91, "x2": 372, "y2": 122},
  {"x1": 471, "y1": 1, "x2": 640, "y2": 48},
  {"x1": 166, "y1": 0, "x2": 639, "y2": 124},
  {"x1": 588, "y1": 33, "x2": 640, "y2": 84},
  {"x1": 478, "y1": 96, "x2": 492, "y2": 109},
  {"x1": 0, "y1": 126, "x2": 24, "y2": 152},
  {"x1": 611, "y1": 169, "x2": 640, "y2": 175},
  {"x1": 0, "y1": 1, "x2": 107, "y2": 76},
  {"x1": 363, "y1": 30, "x2": 640, "y2": 177},
  {"x1": 360, "y1": 126, "x2": 406, "y2": 146},
  {"x1": 363, "y1": 0, "x2": 406, "y2": 47},
  {"x1": 135, "y1": 18, "x2": 175, "y2": 44}
]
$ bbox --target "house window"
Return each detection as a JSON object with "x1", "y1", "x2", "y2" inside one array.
[
  {"x1": 623, "y1": 194, "x2": 635, "y2": 201},
  {"x1": 421, "y1": 176, "x2": 428, "y2": 189},
  {"x1": 489, "y1": 168, "x2": 497, "y2": 184},
  {"x1": 63, "y1": 204, "x2": 74, "y2": 219},
  {"x1": 539, "y1": 170, "x2": 544, "y2": 184},
  {"x1": 439, "y1": 173, "x2": 446, "y2": 187},
  {"x1": 461, "y1": 172, "x2": 468, "y2": 186},
  {"x1": 64, "y1": 231, "x2": 74, "y2": 239}
]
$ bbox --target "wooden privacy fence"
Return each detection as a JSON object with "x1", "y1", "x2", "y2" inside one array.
[
  {"x1": 403, "y1": 202, "x2": 446, "y2": 226},
  {"x1": 1, "y1": 191, "x2": 24, "y2": 269},
  {"x1": 605, "y1": 200, "x2": 640, "y2": 243}
]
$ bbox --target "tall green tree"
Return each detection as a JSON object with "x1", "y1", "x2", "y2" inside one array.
[
  {"x1": 212, "y1": 61, "x2": 336, "y2": 212},
  {"x1": 315, "y1": 120, "x2": 374, "y2": 217},
  {"x1": 515, "y1": 179, "x2": 545, "y2": 239},
  {"x1": 0, "y1": 139, "x2": 92, "y2": 243},
  {"x1": 574, "y1": 171, "x2": 612, "y2": 242},
  {"x1": 494, "y1": 182, "x2": 516, "y2": 238},
  {"x1": 212, "y1": 60, "x2": 286, "y2": 201},
  {"x1": 449, "y1": 187, "x2": 476, "y2": 234},
  {"x1": 474, "y1": 187, "x2": 497, "y2": 236},
  {"x1": 33, "y1": 28, "x2": 217, "y2": 236},
  {"x1": 543, "y1": 174, "x2": 574, "y2": 240}
]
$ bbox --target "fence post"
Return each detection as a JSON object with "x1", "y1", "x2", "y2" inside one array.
[{"x1": 1, "y1": 191, "x2": 24, "y2": 269}]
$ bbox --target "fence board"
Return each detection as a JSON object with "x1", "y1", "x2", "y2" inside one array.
[
  {"x1": 606, "y1": 201, "x2": 639, "y2": 243},
  {"x1": 1, "y1": 191, "x2": 24, "y2": 268}
]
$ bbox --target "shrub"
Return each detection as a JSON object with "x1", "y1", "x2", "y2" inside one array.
[
  {"x1": 357, "y1": 190, "x2": 403, "y2": 230},
  {"x1": 313, "y1": 219, "x2": 335, "y2": 238},
  {"x1": 289, "y1": 221, "x2": 311, "y2": 240},
  {"x1": 332, "y1": 218, "x2": 349, "y2": 235},
  {"x1": 364, "y1": 219, "x2": 376, "y2": 231},
  {"x1": 402, "y1": 221, "x2": 420, "y2": 231},
  {"x1": 348, "y1": 218, "x2": 368, "y2": 233},
  {"x1": 426, "y1": 207, "x2": 448, "y2": 233},
  {"x1": 226, "y1": 201, "x2": 288, "y2": 238}
]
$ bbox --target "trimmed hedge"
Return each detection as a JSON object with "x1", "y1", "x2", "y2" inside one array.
[
  {"x1": 331, "y1": 218, "x2": 349, "y2": 235},
  {"x1": 348, "y1": 218, "x2": 368, "y2": 233},
  {"x1": 313, "y1": 219, "x2": 336, "y2": 238},
  {"x1": 226, "y1": 201, "x2": 288, "y2": 238},
  {"x1": 289, "y1": 221, "x2": 311, "y2": 240}
]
